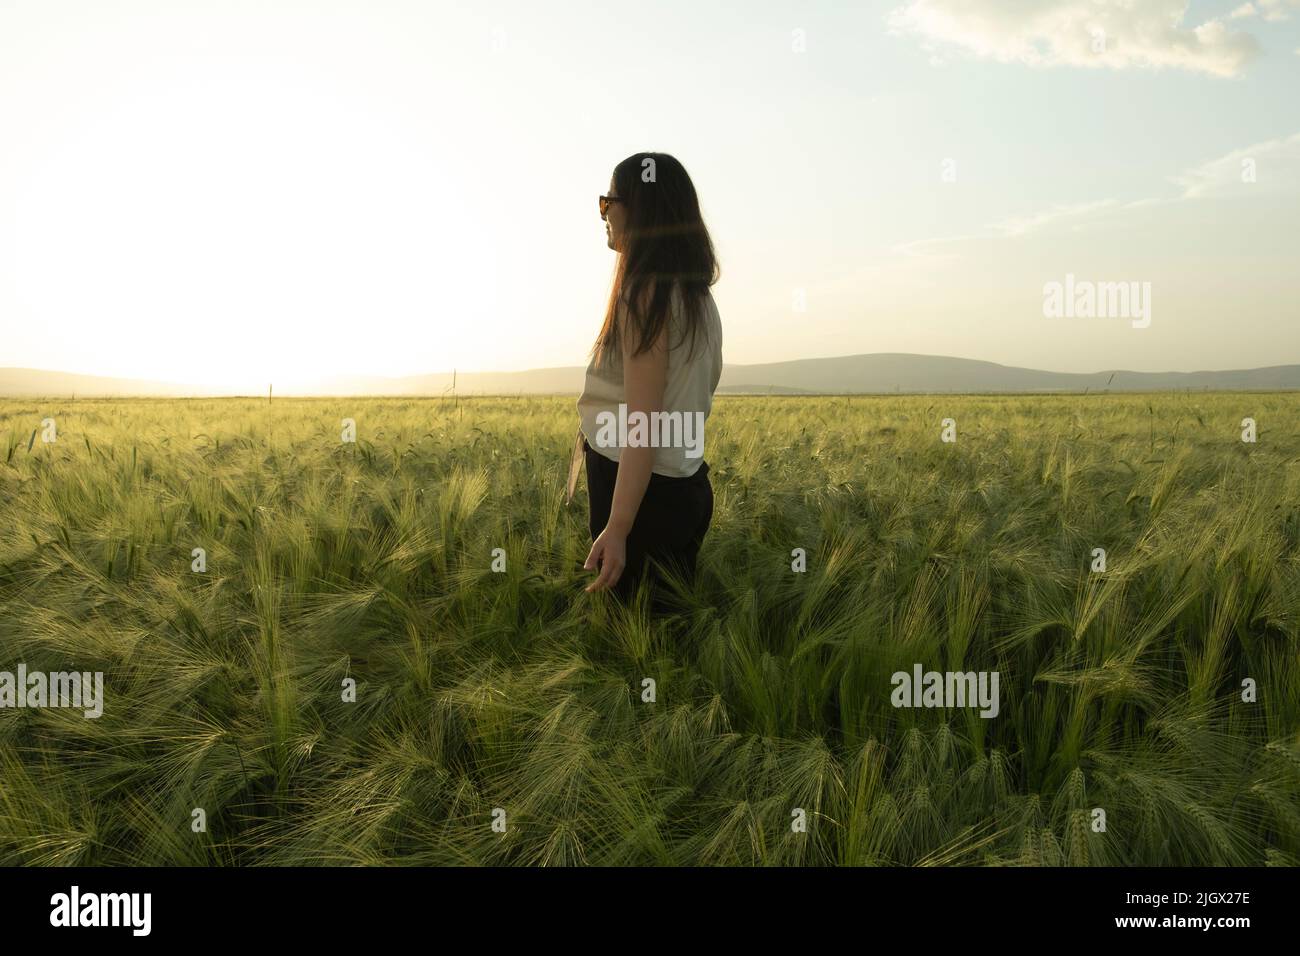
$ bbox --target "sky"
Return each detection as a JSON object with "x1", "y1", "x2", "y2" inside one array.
[{"x1": 2, "y1": 0, "x2": 1298, "y2": 391}]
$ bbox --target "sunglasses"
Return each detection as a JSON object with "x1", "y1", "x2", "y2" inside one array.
[{"x1": 599, "y1": 194, "x2": 624, "y2": 220}]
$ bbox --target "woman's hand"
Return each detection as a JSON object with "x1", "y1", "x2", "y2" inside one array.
[{"x1": 584, "y1": 524, "x2": 628, "y2": 592}]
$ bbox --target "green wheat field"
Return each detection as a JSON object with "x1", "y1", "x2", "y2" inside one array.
[{"x1": 1, "y1": 393, "x2": 1297, "y2": 866}]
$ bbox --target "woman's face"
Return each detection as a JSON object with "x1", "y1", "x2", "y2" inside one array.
[{"x1": 604, "y1": 177, "x2": 626, "y2": 252}]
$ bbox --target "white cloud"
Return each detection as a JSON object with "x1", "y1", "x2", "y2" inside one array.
[
  {"x1": 1259, "y1": 0, "x2": 1299, "y2": 21},
  {"x1": 896, "y1": 133, "x2": 1300, "y2": 259},
  {"x1": 891, "y1": 203, "x2": 1126, "y2": 257},
  {"x1": 1232, "y1": 0, "x2": 1299, "y2": 19},
  {"x1": 888, "y1": 0, "x2": 1261, "y2": 77},
  {"x1": 1171, "y1": 132, "x2": 1300, "y2": 197},
  {"x1": 987, "y1": 200, "x2": 1124, "y2": 237}
]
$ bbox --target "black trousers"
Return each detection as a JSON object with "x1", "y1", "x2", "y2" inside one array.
[{"x1": 584, "y1": 437, "x2": 714, "y2": 609}]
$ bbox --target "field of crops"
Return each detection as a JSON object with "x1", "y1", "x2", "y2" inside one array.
[{"x1": 1, "y1": 393, "x2": 1297, "y2": 865}]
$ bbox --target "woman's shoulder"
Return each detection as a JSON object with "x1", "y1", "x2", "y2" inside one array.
[
  {"x1": 668, "y1": 281, "x2": 719, "y2": 315},
  {"x1": 687, "y1": 284, "x2": 721, "y2": 336}
]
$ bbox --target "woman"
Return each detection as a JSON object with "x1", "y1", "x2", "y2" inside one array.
[{"x1": 570, "y1": 152, "x2": 723, "y2": 611}]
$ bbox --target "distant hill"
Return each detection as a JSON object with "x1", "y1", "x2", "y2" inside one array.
[
  {"x1": 0, "y1": 368, "x2": 210, "y2": 397},
  {"x1": 720, "y1": 354, "x2": 1300, "y2": 393},
  {"x1": 3, "y1": 353, "x2": 1299, "y2": 397},
  {"x1": 717, "y1": 384, "x2": 817, "y2": 395}
]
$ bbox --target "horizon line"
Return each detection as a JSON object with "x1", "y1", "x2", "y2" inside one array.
[{"x1": 4, "y1": 348, "x2": 1300, "y2": 393}]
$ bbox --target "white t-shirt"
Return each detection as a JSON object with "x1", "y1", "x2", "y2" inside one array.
[{"x1": 576, "y1": 284, "x2": 723, "y2": 478}]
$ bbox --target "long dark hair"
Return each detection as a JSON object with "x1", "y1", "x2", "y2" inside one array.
[{"x1": 591, "y1": 152, "x2": 719, "y2": 369}]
